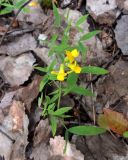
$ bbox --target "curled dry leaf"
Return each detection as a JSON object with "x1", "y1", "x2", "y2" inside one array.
[{"x1": 98, "y1": 108, "x2": 128, "y2": 135}]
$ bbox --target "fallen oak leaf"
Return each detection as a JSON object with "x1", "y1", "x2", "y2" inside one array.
[{"x1": 103, "y1": 108, "x2": 128, "y2": 135}]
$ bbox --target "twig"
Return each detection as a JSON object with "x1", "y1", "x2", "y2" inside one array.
[
  {"x1": 0, "y1": 129, "x2": 15, "y2": 143},
  {"x1": 89, "y1": 73, "x2": 96, "y2": 125},
  {"x1": 0, "y1": 0, "x2": 32, "y2": 46},
  {"x1": 6, "y1": 27, "x2": 35, "y2": 37}
]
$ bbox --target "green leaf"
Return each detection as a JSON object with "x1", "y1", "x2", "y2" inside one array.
[
  {"x1": 68, "y1": 126, "x2": 106, "y2": 136},
  {"x1": 76, "y1": 15, "x2": 88, "y2": 26},
  {"x1": 49, "y1": 89, "x2": 59, "y2": 95},
  {"x1": 54, "y1": 43, "x2": 69, "y2": 53},
  {"x1": 15, "y1": 0, "x2": 26, "y2": 9},
  {"x1": 42, "y1": 102, "x2": 48, "y2": 117},
  {"x1": 81, "y1": 66, "x2": 108, "y2": 75},
  {"x1": 50, "y1": 116, "x2": 57, "y2": 136},
  {"x1": 47, "y1": 60, "x2": 57, "y2": 72},
  {"x1": 38, "y1": 93, "x2": 43, "y2": 107},
  {"x1": 78, "y1": 42, "x2": 87, "y2": 61},
  {"x1": 67, "y1": 86, "x2": 94, "y2": 96},
  {"x1": 1, "y1": 3, "x2": 14, "y2": 7},
  {"x1": 48, "y1": 74, "x2": 57, "y2": 81},
  {"x1": 39, "y1": 75, "x2": 49, "y2": 92},
  {"x1": 45, "y1": 96, "x2": 51, "y2": 104},
  {"x1": 76, "y1": 26, "x2": 84, "y2": 32},
  {"x1": 53, "y1": 3, "x2": 61, "y2": 26},
  {"x1": 48, "y1": 48, "x2": 55, "y2": 56},
  {"x1": 63, "y1": 87, "x2": 73, "y2": 96},
  {"x1": 50, "y1": 34, "x2": 58, "y2": 44},
  {"x1": 48, "y1": 103, "x2": 56, "y2": 111},
  {"x1": 0, "y1": 0, "x2": 29, "y2": 15},
  {"x1": 0, "y1": 7, "x2": 13, "y2": 15},
  {"x1": 49, "y1": 107, "x2": 72, "y2": 116},
  {"x1": 34, "y1": 66, "x2": 47, "y2": 72},
  {"x1": 80, "y1": 30, "x2": 101, "y2": 41},
  {"x1": 123, "y1": 131, "x2": 128, "y2": 138},
  {"x1": 61, "y1": 34, "x2": 69, "y2": 46},
  {"x1": 63, "y1": 22, "x2": 71, "y2": 36},
  {"x1": 67, "y1": 72, "x2": 78, "y2": 87},
  {"x1": 49, "y1": 93, "x2": 59, "y2": 104}
]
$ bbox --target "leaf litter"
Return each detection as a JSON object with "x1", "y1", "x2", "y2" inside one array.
[{"x1": 0, "y1": 0, "x2": 128, "y2": 160}]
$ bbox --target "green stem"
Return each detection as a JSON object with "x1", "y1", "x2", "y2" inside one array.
[
  {"x1": 61, "y1": 119, "x2": 67, "y2": 130},
  {"x1": 57, "y1": 82, "x2": 61, "y2": 109}
]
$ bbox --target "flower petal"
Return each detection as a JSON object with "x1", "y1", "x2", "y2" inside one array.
[
  {"x1": 71, "y1": 49, "x2": 79, "y2": 58},
  {"x1": 68, "y1": 61, "x2": 81, "y2": 74},
  {"x1": 29, "y1": 1, "x2": 38, "y2": 7},
  {"x1": 55, "y1": 64, "x2": 67, "y2": 81},
  {"x1": 57, "y1": 74, "x2": 64, "y2": 81},
  {"x1": 65, "y1": 51, "x2": 74, "y2": 63},
  {"x1": 74, "y1": 66, "x2": 81, "y2": 73}
]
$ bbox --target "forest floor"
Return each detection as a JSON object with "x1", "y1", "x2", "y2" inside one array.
[{"x1": 0, "y1": 0, "x2": 128, "y2": 160}]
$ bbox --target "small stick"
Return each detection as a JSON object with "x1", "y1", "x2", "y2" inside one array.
[
  {"x1": 5, "y1": 27, "x2": 35, "y2": 38},
  {"x1": 0, "y1": 129, "x2": 15, "y2": 143},
  {"x1": 89, "y1": 73, "x2": 96, "y2": 125}
]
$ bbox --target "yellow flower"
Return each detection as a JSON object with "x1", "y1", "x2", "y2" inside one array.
[
  {"x1": 68, "y1": 61, "x2": 81, "y2": 74},
  {"x1": 51, "y1": 64, "x2": 67, "y2": 81},
  {"x1": 29, "y1": 1, "x2": 38, "y2": 7},
  {"x1": 65, "y1": 49, "x2": 79, "y2": 63},
  {"x1": 71, "y1": 49, "x2": 79, "y2": 57}
]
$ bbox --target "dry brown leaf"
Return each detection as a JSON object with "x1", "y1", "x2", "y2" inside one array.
[
  {"x1": 103, "y1": 108, "x2": 128, "y2": 135},
  {"x1": 16, "y1": 75, "x2": 42, "y2": 111}
]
